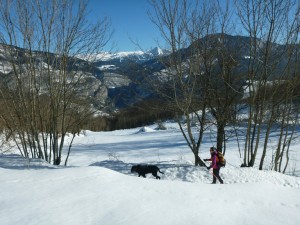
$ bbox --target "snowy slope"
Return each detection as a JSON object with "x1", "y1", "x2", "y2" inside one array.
[{"x1": 0, "y1": 123, "x2": 300, "y2": 225}]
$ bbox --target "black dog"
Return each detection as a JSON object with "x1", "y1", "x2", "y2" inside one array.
[{"x1": 131, "y1": 165, "x2": 164, "y2": 179}]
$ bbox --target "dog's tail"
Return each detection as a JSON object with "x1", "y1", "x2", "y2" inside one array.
[{"x1": 158, "y1": 169, "x2": 164, "y2": 174}]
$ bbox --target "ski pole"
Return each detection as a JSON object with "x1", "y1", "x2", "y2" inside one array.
[{"x1": 204, "y1": 163, "x2": 218, "y2": 180}]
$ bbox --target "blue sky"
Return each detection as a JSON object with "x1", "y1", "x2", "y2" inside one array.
[
  {"x1": 88, "y1": 0, "x2": 163, "y2": 52},
  {"x1": 87, "y1": 1, "x2": 300, "y2": 52}
]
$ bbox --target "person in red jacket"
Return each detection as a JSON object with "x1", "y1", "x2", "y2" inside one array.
[{"x1": 204, "y1": 147, "x2": 224, "y2": 184}]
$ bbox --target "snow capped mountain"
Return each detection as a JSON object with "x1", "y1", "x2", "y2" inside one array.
[
  {"x1": 93, "y1": 50, "x2": 145, "y2": 62},
  {"x1": 145, "y1": 47, "x2": 166, "y2": 57},
  {"x1": 85, "y1": 47, "x2": 170, "y2": 63},
  {"x1": 85, "y1": 47, "x2": 170, "y2": 108}
]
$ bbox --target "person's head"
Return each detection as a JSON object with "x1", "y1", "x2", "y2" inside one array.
[{"x1": 210, "y1": 147, "x2": 214, "y2": 153}]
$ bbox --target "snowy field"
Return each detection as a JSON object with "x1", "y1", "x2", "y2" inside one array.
[{"x1": 0, "y1": 122, "x2": 300, "y2": 225}]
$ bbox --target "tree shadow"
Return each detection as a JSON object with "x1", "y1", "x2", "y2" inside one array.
[
  {"x1": 89, "y1": 159, "x2": 197, "y2": 180},
  {"x1": 0, "y1": 154, "x2": 59, "y2": 170}
]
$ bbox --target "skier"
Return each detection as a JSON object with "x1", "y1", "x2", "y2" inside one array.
[{"x1": 204, "y1": 147, "x2": 224, "y2": 184}]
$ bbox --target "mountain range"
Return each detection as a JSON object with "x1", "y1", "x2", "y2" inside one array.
[
  {"x1": 0, "y1": 34, "x2": 299, "y2": 111},
  {"x1": 96, "y1": 34, "x2": 299, "y2": 108},
  {"x1": 92, "y1": 47, "x2": 169, "y2": 71}
]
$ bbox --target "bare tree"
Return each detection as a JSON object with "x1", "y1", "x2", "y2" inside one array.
[
  {"x1": 0, "y1": 0, "x2": 112, "y2": 165},
  {"x1": 147, "y1": 0, "x2": 209, "y2": 166},
  {"x1": 148, "y1": 0, "x2": 246, "y2": 165},
  {"x1": 204, "y1": 1, "x2": 247, "y2": 154},
  {"x1": 236, "y1": 0, "x2": 299, "y2": 170}
]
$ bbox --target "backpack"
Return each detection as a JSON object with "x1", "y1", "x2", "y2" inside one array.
[{"x1": 216, "y1": 150, "x2": 226, "y2": 167}]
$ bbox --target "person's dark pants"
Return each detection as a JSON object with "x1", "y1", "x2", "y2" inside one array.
[{"x1": 212, "y1": 168, "x2": 223, "y2": 184}]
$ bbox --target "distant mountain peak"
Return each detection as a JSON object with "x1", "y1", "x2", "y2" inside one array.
[
  {"x1": 90, "y1": 47, "x2": 170, "y2": 63},
  {"x1": 146, "y1": 47, "x2": 168, "y2": 56}
]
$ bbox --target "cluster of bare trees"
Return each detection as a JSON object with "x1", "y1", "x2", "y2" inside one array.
[
  {"x1": 148, "y1": 0, "x2": 300, "y2": 172},
  {"x1": 237, "y1": 0, "x2": 300, "y2": 172},
  {"x1": 0, "y1": 0, "x2": 112, "y2": 165}
]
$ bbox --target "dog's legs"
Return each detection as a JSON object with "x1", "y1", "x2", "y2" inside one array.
[{"x1": 152, "y1": 172, "x2": 160, "y2": 179}]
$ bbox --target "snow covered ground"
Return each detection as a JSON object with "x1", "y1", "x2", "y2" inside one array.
[{"x1": 0, "y1": 123, "x2": 300, "y2": 225}]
